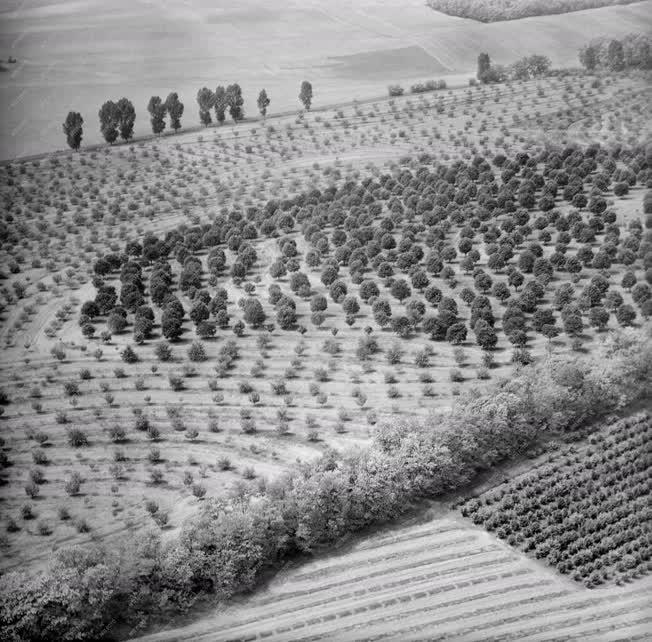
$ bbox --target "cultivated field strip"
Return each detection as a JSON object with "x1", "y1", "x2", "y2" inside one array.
[
  {"x1": 139, "y1": 516, "x2": 652, "y2": 642},
  {"x1": 132, "y1": 518, "x2": 538, "y2": 641}
]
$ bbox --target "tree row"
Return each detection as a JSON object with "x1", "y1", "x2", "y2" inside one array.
[{"x1": 62, "y1": 81, "x2": 314, "y2": 150}]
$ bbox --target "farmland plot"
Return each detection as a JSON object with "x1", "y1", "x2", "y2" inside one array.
[
  {"x1": 1, "y1": 68, "x2": 651, "y2": 577},
  {"x1": 460, "y1": 413, "x2": 652, "y2": 589},
  {"x1": 136, "y1": 512, "x2": 652, "y2": 641}
]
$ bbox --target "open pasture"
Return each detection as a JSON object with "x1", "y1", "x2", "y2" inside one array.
[
  {"x1": 1, "y1": 0, "x2": 651, "y2": 158},
  {"x1": 0, "y1": 67, "x2": 651, "y2": 577}
]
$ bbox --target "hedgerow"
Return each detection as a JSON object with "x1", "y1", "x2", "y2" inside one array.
[{"x1": 1, "y1": 327, "x2": 650, "y2": 640}]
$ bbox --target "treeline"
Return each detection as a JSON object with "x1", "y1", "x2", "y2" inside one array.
[
  {"x1": 475, "y1": 32, "x2": 650, "y2": 85},
  {"x1": 426, "y1": 0, "x2": 640, "y2": 22},
  {"x1": 476, "y1": 53, "x2": 552, "y2": 84},
  {"x1": 579, "y1": 33, "x2": 652, "y2": 71},
  {"x1": 388, "y1": 79, "x2": 447, "y2": 97},
  {"x1": 61, "y1": 80, "x2": 314, "y2": 151},
  {"x1": 2, "y1": 330, "x2": 650, "y2": 640}
]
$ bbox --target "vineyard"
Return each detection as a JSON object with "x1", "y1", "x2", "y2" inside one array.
[{"x1": 460, "y1": 413, "x2": 651, "y2": 588}]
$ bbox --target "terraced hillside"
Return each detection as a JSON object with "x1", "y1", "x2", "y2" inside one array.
[{"x1": 1, "y1": 69, "x2": 650, "y2": 577}]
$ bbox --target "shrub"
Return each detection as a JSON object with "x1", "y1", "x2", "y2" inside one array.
[
  {"x1": 147, "y1": 425, "x2": 161, "y2": 441},
  {"x1": 155, "y1": 342, "x2": 174, "y2": 361},
  {"x1": 171, "y1": 417, "x2": 186, "y2": 432},
  {"x1": 386, "y1": 343, "x2": 403, "y2": 364},
  {"x1": 512, "y1": 348, "x2": 534, "y2": 365},
  {"x1": 50, "y1": 344, "x2": 66, "y2": 361},
  {"x1": 108, "y1": 425, "x2": 126, "y2": 442},
  {"x1": 168, "y1": 374, "x2": 184, "y2": 391},
  {"x1": 57, "y1": 506, "x2": 71, "y2": 521},
  {"x1": 63, "y1": 381, "x2": 80, "y2": 397},
  {"x1": 24, "y1": 481, "x2": 40, "y2": 499},
  {"x1": 270, "y1": 380, "x2": 288, "y2": 396},
  {"x1": 188, "y1": 341, "x2": 207, "y2": 362},
  {"x1": 29, "y1": 468, "x2": 45, "y2": 485},
  {"x1": 37, "y1": 520, "x2": 53, "y2": 536},
  {"x1": 314, "y1": 367, "x2": 329, "y2": 382},
  {"x1": 241, "y1": 418, "x2": 256, "y2": 434},
  {"x1": 387, "y1": 385, "x2": 400, "y2": 398},
  {"x1": 192, "y1": 484, "x2": 207, "y2": 499},
  {"x1": 449, "y1": 368, "x2": 464, "y2": 382},
  {"x1": 32, "y1": 449, "x2": 48, "y2": 465},
  {"x1": 64, "y1": 472, "x2": 83, "y2": 496},
  {"x1": 66, "y1": 427, "x2": 88, "y2": 447},
  {"x1": 120, "y1": 345, "x2": 139, "y2": 363},
  {"x1": 414, "y1": 348, "x2": 431, "y2": 368},
  {"x1": 217, "y1": 456, "x2": 232, "y2": 471}
]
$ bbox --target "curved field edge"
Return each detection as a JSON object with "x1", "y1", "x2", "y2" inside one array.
[
  {"x1": 425, "y1": 0, "x2": 644, "y2": 22},
  {"x1": 0, "y1": 326, "x2": 650, "y2": 641}
]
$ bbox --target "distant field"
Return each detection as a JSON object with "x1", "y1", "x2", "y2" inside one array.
[
  {"x1": 426, "y1": 0, "x2": 644, "y2": 22},
  {"x1": 1, "y1": 0, "x2": 651, "y2": 158}
]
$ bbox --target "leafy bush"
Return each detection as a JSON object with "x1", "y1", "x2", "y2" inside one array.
[
  {"x1": 66, "y1": 428, "x2": 88, "y2": 448},
  {"x1": 64, "y1": 472, "x2": 83, "y2": 496},
  {"x1": 187, "y1": 341, "x2": 207, "y2": 362},
  {"x1": 120, "y1": 345, "x2": 139, "y2": 364}
]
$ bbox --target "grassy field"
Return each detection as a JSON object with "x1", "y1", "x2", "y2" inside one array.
[{"x1": 1, "y1": 0, "x2": 651, "y2": 158}]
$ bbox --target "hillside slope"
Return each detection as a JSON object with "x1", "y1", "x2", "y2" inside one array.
[{"x1": 1, "y1": 0, "x2": 651, "y2": 158}]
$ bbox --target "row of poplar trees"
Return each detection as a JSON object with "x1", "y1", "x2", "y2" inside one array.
[{"x1": 62, "y1": 81, "x2": 314, "y2": 150}]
